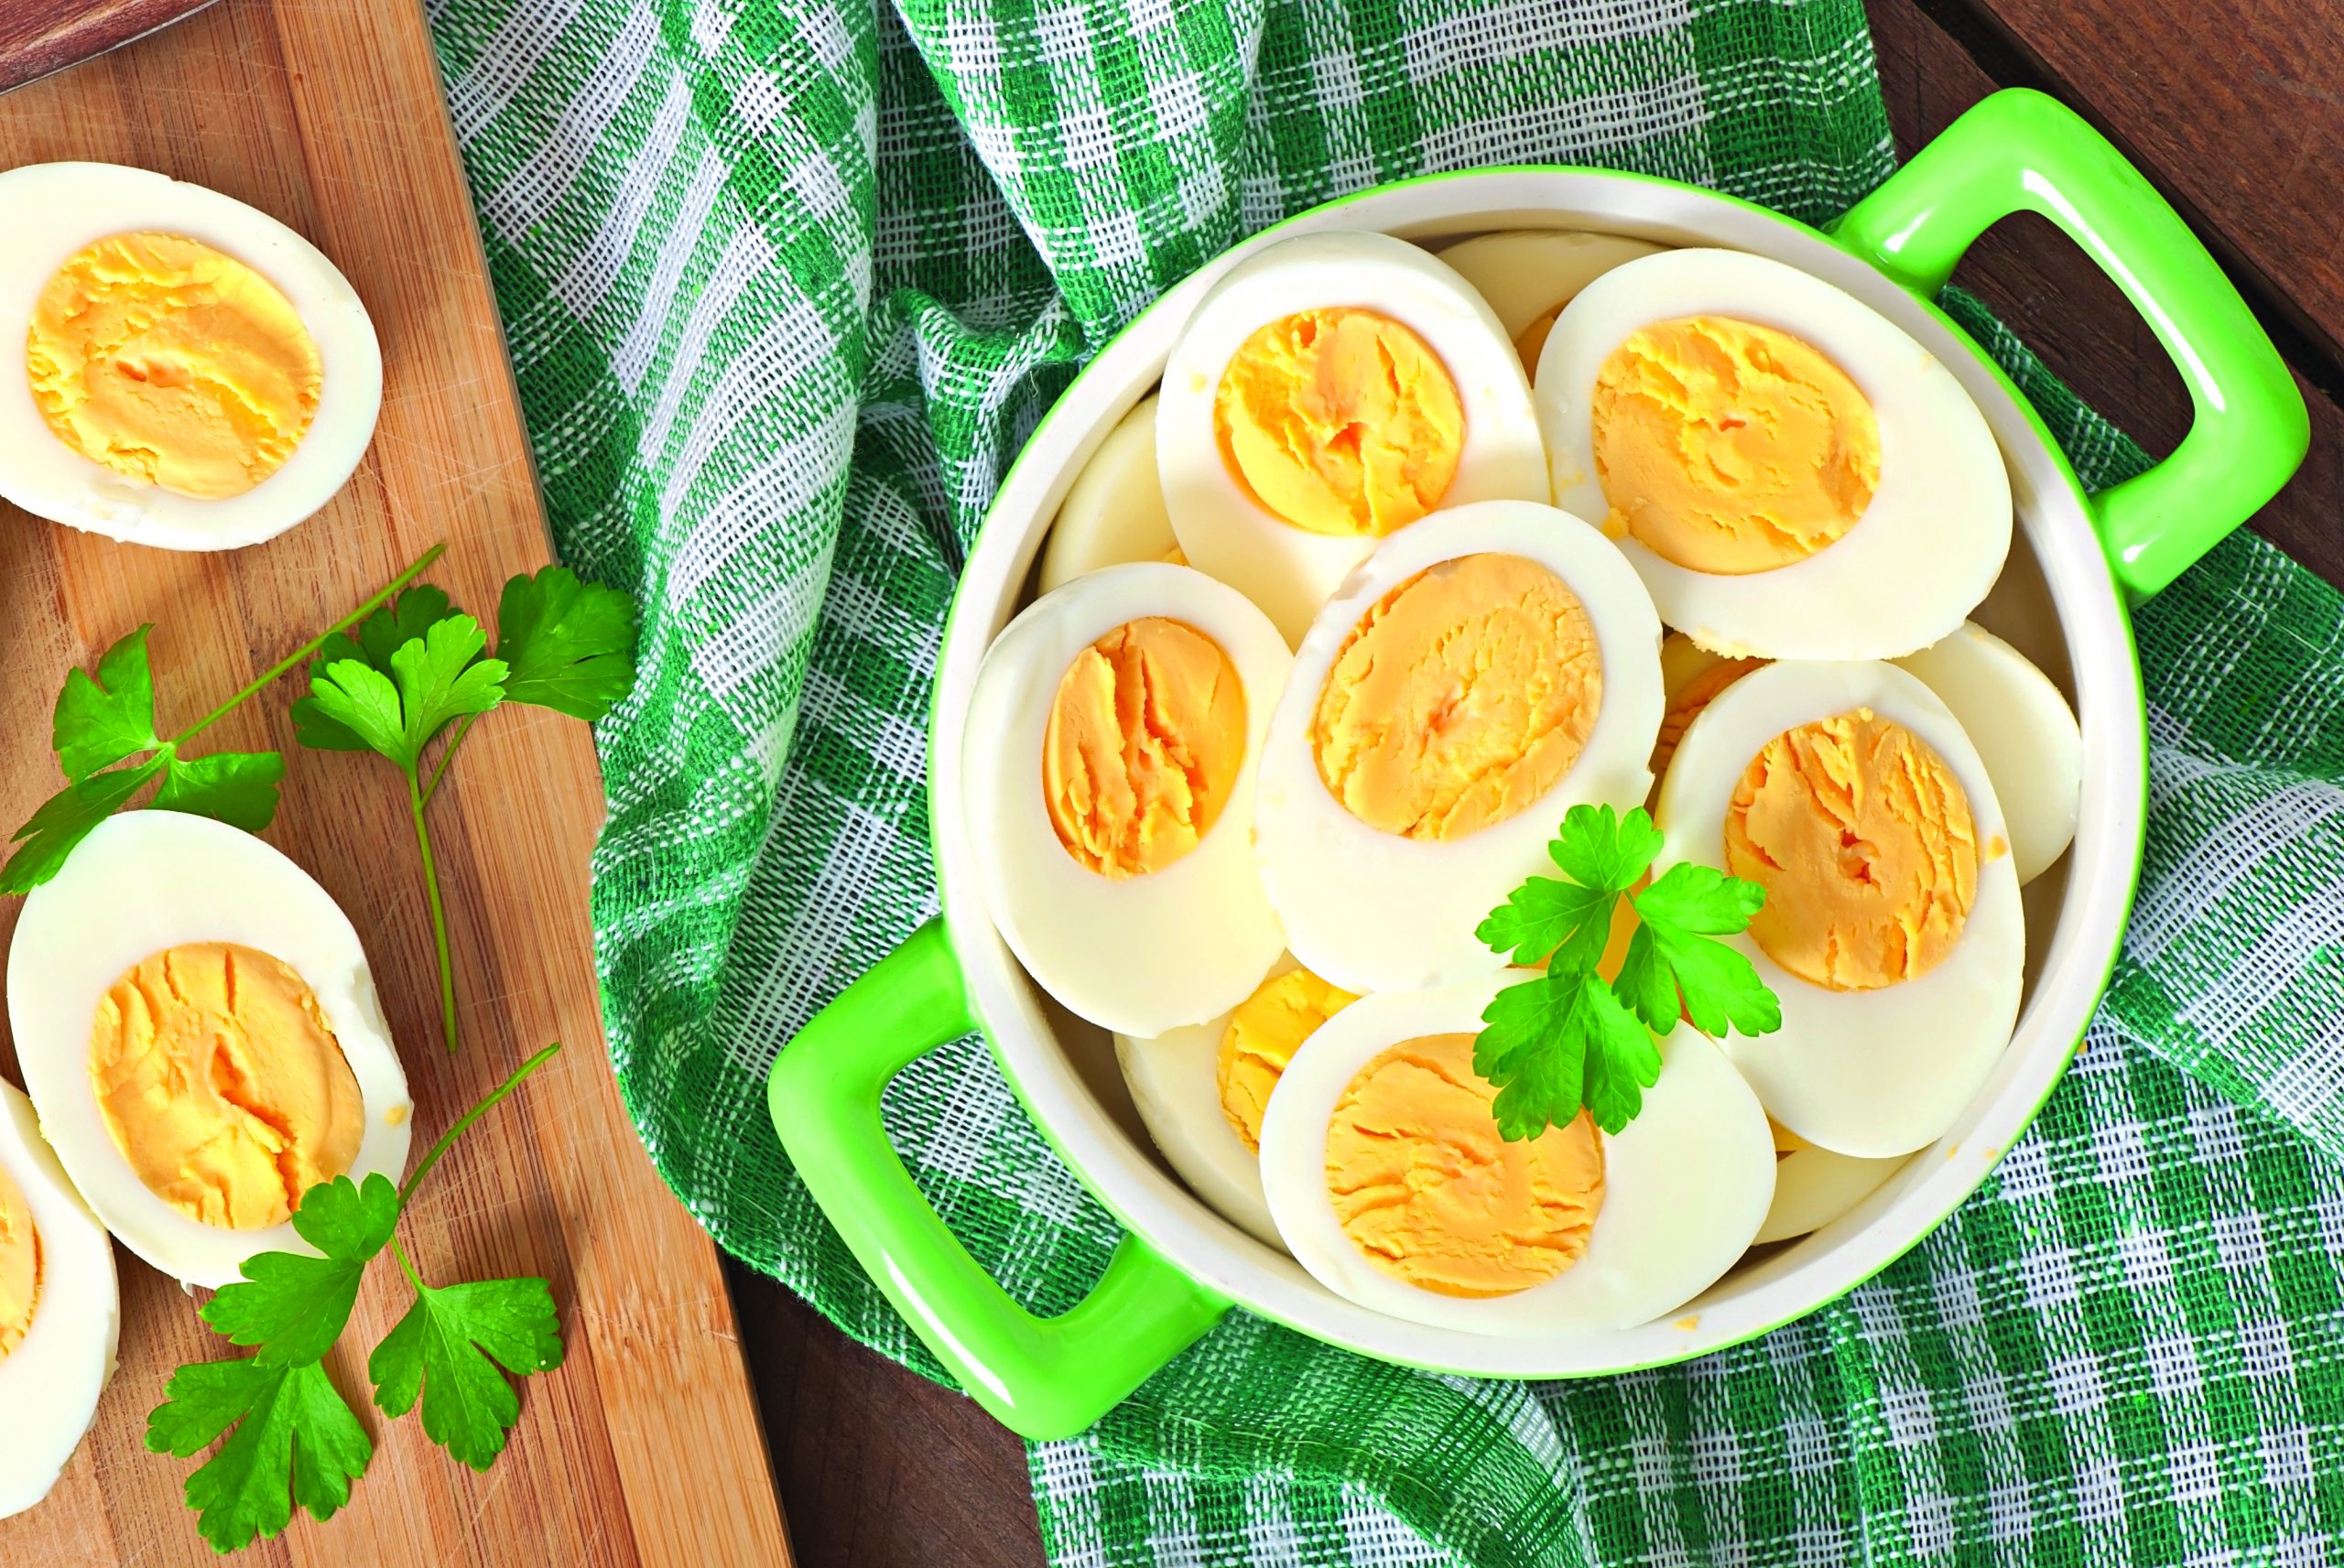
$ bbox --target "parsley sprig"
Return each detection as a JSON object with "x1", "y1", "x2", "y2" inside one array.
[
  {"x1": 292, "y1": 568, "x2": 638, "y2": 1054},
  {"x1": 1473, "y1": 804, "x2": 1782, "y2": 1140},
  {"x1": 146, "y1": 1044, "x2": 565, "y2": 1552},
  {"x1": 0, "y1": 546, "x2": 446, "y2": 894}
]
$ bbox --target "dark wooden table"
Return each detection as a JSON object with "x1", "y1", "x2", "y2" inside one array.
[{"x1": 722, "y1": 1, "x2": 2344, "y2": 1561}]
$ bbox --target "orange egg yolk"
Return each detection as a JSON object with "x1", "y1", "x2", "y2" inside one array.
[
  {"x1": 1592, "y1": 316, "x2": 1879, "y2": 574},
  {"x1": 88, "y1": 942, "x2": 364, "y2": 1231},
  {"x1": 0, "y1": 1160, "x2": 38, "y2": 1359},
  {"x1": 1724, "y1": 709, "x2": 1979, "y2": 991},
  {"x1": 1312, "y1": 552, "x2": 1601, "y2": 841},
  {"x1": 1214, "y1": 308, "x2": 1463, "y2": 536},
  {"x1": 28, "y1": 232, "x2": 322, "y2": 499},
  {"x1": 1324, "y1": 1032, "x2": 1604, "y2": 1298},
  {"x1": 1043, "y1": 618, "x2": 1246, "y2": 878},
  {"x1": 1216, "y1": 967, "x2": 1360, "y2": 1154}
]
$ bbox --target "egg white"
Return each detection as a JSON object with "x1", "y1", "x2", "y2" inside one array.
[
  {"x1": 964, "y1": 562, "x2": 1291, "y2": 1037},
  {"x1": 1754, "y1": 1142, "x2": 1908, "y2": 1246},
  {"x1": 1253, "y1": 501, "x2": 1662, "y2": 994},
  {"x1": 1112, "y1": 952, "x2": 1297, "y2": 1250},
  {"x1": 1157, "y1": 231, "x2": 1548, "y2": 643},
  {"x1": 1256, "y1": 976, "x2": 1776, "y2": 1336},
  {"x1": 1435, "y1": 230, "x2": 1666, "y2": 350},
  {"x1": 9, "y1": 812, "x2": 413, "y2": 1289},
  {"x1": 1039, "y1": 396, "x2": 1177, "y2": 592},
  {"x1": 1896, "y1": 621, "x2": 2081, "y2": 885},
  {"x1": 0, "y1": 162, "x2": 382, "y2": 551},
  {"x1": 0, "y1": 1081, "x2": 118, "y2": 1521},
  {"x1": 1655, "y1": 660, "x2": 2024, "y2": 1157},
  {"x1": 1536, "y1": 248, "x2": 2011, "y2": 659}
]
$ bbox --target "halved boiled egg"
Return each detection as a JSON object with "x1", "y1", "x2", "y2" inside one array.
[
  {"x1": 1257, "y1": 977, "x2": 1774, "y2": 1336},
  {"x1": 1113, "y1": 954, "x2": 1358, "y2": 1249},
  {"x1": 1157, "y1": 231, "x2": 1547, "y2": 642},
  {"x1": 1896, "y1": 622, "x2": 2081, "y2": 884},
  {"x1": 965, "y1": 562, "x2": 1291, "y2": 1035},
  {"x1": 1756, "y1": 1123, "x2": 1907, "y2": 1245},
  {"x1": 1435, "y1": 230, "x2": 1666, "y2": 370},
  {"x1": 0, "y1": 1080, "x2": 118, "y2": 1520},
  {"x1": 1655, "y1": 660, "x2": 2024, "y2": 1157},
  {"x1": 0, "y1": 162, "x2": 382, "y2": 550},
  {"x1": 1658, "y1": 624, "x2": 2081, "y2": 887},
  {"x1": 1536, "y1": 248, "x2": 2011, "y2": 659},
  {"x1": 1253, "y1": 501, "x2": 1662, "y2": 993},
  {"x1": 1038, "y1": 395, "x2": 1180, "y2": 591},
  {"x1": 9, "y1": 811, "x2": 412, "y2": 1289}
]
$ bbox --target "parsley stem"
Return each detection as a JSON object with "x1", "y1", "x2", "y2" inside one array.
[
  {"x1": 174, "y1": 542, "x2": 448, "y2": 746},
  {"x1": 388, "y1": 1234, "x2": 426, "y2": 1293},
  {"x1": 407, "y1": 768, "x2": 459, "y2": 1054},
  {"x1": 418, "y1": 712, "x2": 479, "y2": 808},
  {"x1": 398, "y1": 1042, "x2": 562, "y2": 1209}
]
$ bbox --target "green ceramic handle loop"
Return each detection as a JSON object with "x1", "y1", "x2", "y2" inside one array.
[
  {"x1": 767, "y1": 918, "x2": 1231, "y2": 1440},
  {"x1": 1832, "y1": 88, "x2": 2307, "y2": 600}
]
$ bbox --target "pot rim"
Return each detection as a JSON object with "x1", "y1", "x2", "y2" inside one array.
[{"x1": 928, "y1": 163, "x2": 2147, "y2": 1379}]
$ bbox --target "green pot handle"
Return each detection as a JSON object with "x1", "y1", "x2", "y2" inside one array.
[
  {"x1": 1831, "y1": 88, "x2": 2308, "y2": 600},
  {"x1": 766, "y1": 918, "x2": 1231, "y2": 1440}
]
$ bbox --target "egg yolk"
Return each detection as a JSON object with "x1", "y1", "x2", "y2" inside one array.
[
  {"x1": 27, "y1": 232, "x2": 322, "y2": 500},
  {"x1": 88, "y1": 942, "x2": 364, "y2": 1231},
  {"x1": 1044, "y1": 618, "x2": 1245, "y2": 878},
  {"x1": 1325, "y1": 1032, "x2": 1604, "y2": 1298},
  {"x1": 1217, "y1": 967, "x2": 1359, "y2": 1154},
  {"x1": 1724, "y1": 709, "x2": 1979, "y2": 991},
  {"x1": 1313, "y1": 553, "x2": 1601, "y2": 841},
  {"x1": 1214, "y1": 308, "x2": 1463, "y2": 536},
  {"x1": 0, "y1": 1161, "x2": 38, "y2": 1359},
  {"x1": 1651, "y1": 653, "x2": 1766, "y2": 779},
  {"x1": 1592, "y1": 316, "x2": 1880, "y2": 575}
]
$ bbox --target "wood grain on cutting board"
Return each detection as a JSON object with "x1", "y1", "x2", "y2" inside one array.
[{"x1": 0, "y1": 0, "x2": 795, "y2": 1563}]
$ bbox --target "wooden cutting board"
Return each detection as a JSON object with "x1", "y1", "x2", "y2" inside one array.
[{"x1": 0, "y1": 2, "x2": 796, "y2": 1564}]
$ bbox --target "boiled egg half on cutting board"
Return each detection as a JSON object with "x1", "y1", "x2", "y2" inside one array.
[
  {"x1": 0, "y1": 162, "x2": 381, "y2": 550},
  {"x1": 9, "y1": 811, "x2": 413, "y2": 1290},
  {"x1": 0, "y1": 1079, "x2": 118, "y2": 1520}
]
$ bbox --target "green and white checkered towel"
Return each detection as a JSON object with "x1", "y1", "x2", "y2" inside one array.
[{"x1": 426, "y1": 0, "x2": 2344, "y2": 1561}]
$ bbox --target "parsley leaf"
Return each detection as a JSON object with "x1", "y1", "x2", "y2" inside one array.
[
  {"x1": 0, "y1": 761, "x2": 164, "y2": 894},
  {"x1": 1475, "y1": 968, "x2": 1659, "y2": 1137},
  {"x1": 371, "y1": 1277, "x2": 564, "y2": 1470},
  {"x1": 201, "y1": 1174, "x2": 401, "y2": 1368},
  {"x1": 1470, "y1": 806, "x2": 1777, "y2": 1140},
  {"x1": 145, "y1": 1357, "x2": 372, "y2": 1552},
  {"x1": 155, "y1": 751, "x2": 287, "y2": 831},
  {"x1": 298, "y1": 616, "x2": 506, "y2": 773},
  {"x1": 54, "y1": 625, "x2": 160, "y2": 779},
  {"x1": 495, "y1": 567, "x2": 639, "y2": 720},
  {"x1": 1616, "y1": 862, "x2": 1783, "y2": 1038}
]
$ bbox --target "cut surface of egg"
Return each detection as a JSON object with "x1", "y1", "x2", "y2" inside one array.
[
  {"x1": 964, "y1": 562, "x2": 1291, "y2": 1036},
  {"x1": 0, "y1": 162, "x2": 382, "y2": 550},
  {"x1": 1896, "y1": 621, "x2": 2081, "y2": 885},
  {"x1": 1434, "y1": 230, "x2": 1666, "y2": 370},
  {"x1": 1256, "y1": 976, "x2": 1775, "y2": 1336},
  {"x1": 1038, "y1": 395, "x2": 1180, "y2": 591},
  {"x1": 1113, "y1": 954, "x2": 1358, "y2": 1249},
  {"x1": 1756, "y1": 1127, "x2": 1907, "y2": 1245},
  {"x1": 0, "y1": 1080, "x2": 118, "y2": 1520},
  {"x1": 1536, "y1": 248, "x2": 2010, "y2": 659},
  {"x1": 1253, "y1": 501, "x2": 1662, "y2": 993},
  {"x1": 1655, "y1": 660, "x2": 2024, "y2": 1157},
  {"x1": 1157, "y1": 231, "x2": 1548, "y2": 642},
  {"x1": 9, "y1": 811, "x2": 412, "y2": 1289}
]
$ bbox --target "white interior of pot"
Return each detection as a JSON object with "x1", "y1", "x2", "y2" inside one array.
[{"x1": 933, "y1": 172, "x2": 2144, "y2": 1378}]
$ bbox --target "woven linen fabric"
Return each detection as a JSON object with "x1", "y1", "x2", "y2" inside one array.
[{"x1": 424, "y1": 0, "x2": 2344, "y2": 1563}]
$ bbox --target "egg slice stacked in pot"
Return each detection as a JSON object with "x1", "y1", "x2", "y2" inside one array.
[{"x1": 975, "y1": 226, "x2": 2084, "y2": 1341}]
